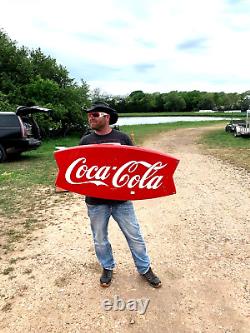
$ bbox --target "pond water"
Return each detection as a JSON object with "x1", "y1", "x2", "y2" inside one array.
[{"x1": 117, "y1": 116, "x2": 229, "y2": 126}]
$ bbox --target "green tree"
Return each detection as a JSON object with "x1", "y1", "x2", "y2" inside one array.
[
  {"x1": 163, "y1": 92, "x2": 186, "y2": 112},
  {"x1": 181, "y1": 91, "x2": 202, "y2": 111},
  {"x1": 0, "y1": 29, "x2": 91, "y2": 136},
  {"x1": 198, "y1": 93, "x2": 215, "y2": 110},
  {"x1": 29, "y1": 48, "x2": 72, "y2": 88},
  {"x1": 149, "y1": 92, "x2": 164, "y2": 112},
  {"x1": 126, "y1": 90, "x2": 148, "y2": 113},
  {"x1": 24, "y1": 76, "x2": 60, "y2": 104},
  {"x1": 240, "y1": 94, "x2": 250, "y2": 111},
  {"x1": 0, "y1": 29, "x2": 32, "y2": 103},
  {"x1": 0, "y1": 92, "x2": 13, "y2": 111}
]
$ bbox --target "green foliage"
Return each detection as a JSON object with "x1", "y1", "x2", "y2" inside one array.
[
  {"x1": 25, "y1": 76, "x2": 60, "y2": 103},
  {"x1": 29, "y1": 48, "x2": 72, "y2": 87},
  {"x1": 241, "y1": 95, "x2": 250, "y2": 111},
  {"x1": 0, "y1": 29, "x2": 90, "y2": 136},
  {"x1": 101, "y1": 90, "x2": 249, "y2": 114},
  {"x1": 0, "y1": 31, "x2": 31, "y2": 105},
  {"x1": 163, "y1": 92, "x2": 186, "y2": 112},
  {"x1": 126, "y1": 90, "x2": 147, "y2": 113},
  {"x1": 198, "y1": 94, "x2": 215, "y2": 110},
  {"x1": 0, "y1": 92, "x2": 14, "y2": 111}
]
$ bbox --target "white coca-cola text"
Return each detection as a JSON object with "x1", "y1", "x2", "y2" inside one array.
[{"x1": 65, "y1": 157, "x2": 167, "y2": 190}]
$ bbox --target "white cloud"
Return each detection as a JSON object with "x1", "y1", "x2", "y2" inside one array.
[{"x1": 1, "y1": 0, "x2": 250, "y2": 95}]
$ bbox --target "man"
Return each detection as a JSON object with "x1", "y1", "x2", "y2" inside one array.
[{"x1": 79, "y1": 102, "x2": 161, "y2": 288}]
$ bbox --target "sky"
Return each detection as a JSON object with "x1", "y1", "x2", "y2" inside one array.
[{"x1": 0, "y1": 0, "x2": 250, "y2": 96}]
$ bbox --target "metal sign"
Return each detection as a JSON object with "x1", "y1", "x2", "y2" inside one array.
[{"x1": 54, "y1": 145, "x2": 179, "y2": 200}]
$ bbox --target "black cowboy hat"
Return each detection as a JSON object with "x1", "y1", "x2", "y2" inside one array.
[{"x1": 86, "y1": 102, "x2": 118, "y2": 125}]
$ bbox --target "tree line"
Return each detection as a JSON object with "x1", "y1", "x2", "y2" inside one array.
[
  {"x1": 1, "y1": 29, "x2": 249, "y2": 137},
  {"x1": 102, "y1": 90, "x2": 250, "y2": 114}
]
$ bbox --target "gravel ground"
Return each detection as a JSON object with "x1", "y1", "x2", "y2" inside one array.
[{"x1": 0, "y1": 126, "x2": 249, "y2": 333}]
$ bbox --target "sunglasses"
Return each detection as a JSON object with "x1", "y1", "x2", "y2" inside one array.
[{"x1": 87, "y1": 112, "x2": 108, "y2": 118}]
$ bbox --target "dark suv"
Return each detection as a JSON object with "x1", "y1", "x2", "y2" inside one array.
[{"x1": 0, "y1": 106, "x2": 51, "y2": 162}]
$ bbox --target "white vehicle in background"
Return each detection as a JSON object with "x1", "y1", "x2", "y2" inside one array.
[{"x1": 234, "y1": 110, "x2": 250, "y2": 137}]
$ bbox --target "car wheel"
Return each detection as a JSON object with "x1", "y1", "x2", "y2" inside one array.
[{"x1": 0, "y1": 144, "x2": 7, "y2": 162}]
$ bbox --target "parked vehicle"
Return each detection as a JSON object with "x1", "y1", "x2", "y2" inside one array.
[
  {"x1": 234, "y1": 110, "x2": 250, "y2": 137},
  {"x1": 225, "y1": 119, "x2": 246, "y2": 133},
  {"x1": 0, "y1": 105, "x2": 51, "y2": 162}
]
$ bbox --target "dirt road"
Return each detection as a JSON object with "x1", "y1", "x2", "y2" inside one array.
[{"x1": 0, "y1": 126, "x2": 249, "y2": 332}]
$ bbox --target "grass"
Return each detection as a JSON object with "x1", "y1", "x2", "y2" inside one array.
[
  {"x1": 200, "y1": 128, "x2": 250, "y2": 149},
  {"x1": 0, "y1": 135, "x2": 80, "y2": 226},
  {"x1": 0, "y1": 135, "x2": 80, "y2": 252},
  {"x1": 199, "y1": 128, "x2": 250, "y2": 172},
  {"x1": 0, "y1": 135, "x2": 80, "y2": 187}
]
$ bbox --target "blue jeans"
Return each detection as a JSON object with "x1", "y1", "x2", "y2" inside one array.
[{"x1": 86, "y1": 201, "x2": 150, "y2": 274}]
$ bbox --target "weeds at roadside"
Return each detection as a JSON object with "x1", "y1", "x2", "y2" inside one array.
[
  {"x1": 6, "y1": 229, "x2": 25, "y2": 243},
  {"x1": 1, "y1": 302, "x2": 12, "y2": 312},
  {"x1": 23, "y1": 268, "x2": 32, "y2": 275},
  {"x1": 1, "y1": 243, "x2": 15, "y2": 253},
  {"x1": 23, "y1": 218, "x2": 39, "y2": 231},
  {"x1": 2, "y1": 267, "x2": 14, "y2": 275},
  {"x1": 9, "y1": 258, "x2": 18, "y2": 264}
]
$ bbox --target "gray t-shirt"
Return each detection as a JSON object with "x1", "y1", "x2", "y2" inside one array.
[{"x1": 79, "y1": 129, "x2": 133, "y2": 205}]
